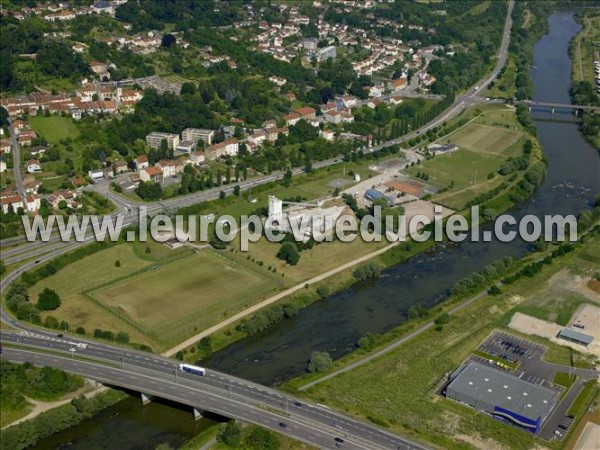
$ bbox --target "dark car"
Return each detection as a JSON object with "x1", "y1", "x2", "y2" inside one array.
[
  {"x1": 334, "y1": 437, "x2": 344, "y2": 443},
  {"x1": 57, "y1": 333, "x2": 64, "y2": 338},
  {"x1": 278, "y1": 422, "x2": 287, "y2": 428},
  {"x1": 293, "y1": 401, "x2": 303, "y2": 407}
]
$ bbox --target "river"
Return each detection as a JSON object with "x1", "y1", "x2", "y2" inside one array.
[{"x1": 32, "y1": 10, "x2": 599, "y2": 450}]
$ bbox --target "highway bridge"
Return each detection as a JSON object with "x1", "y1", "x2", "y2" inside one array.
[
  {"x1": 522, "y1": 100, "x2": 600, "y2": 113},
  {"x1": 0, "y1": 330, "x2": 429, "y2": 450}
]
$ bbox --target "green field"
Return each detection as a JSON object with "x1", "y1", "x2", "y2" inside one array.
[
  {"x1": 29, "y1": 116, "x2": 80, "y2": 144},
  {"x1": 295, "y1": 236, "x2": 600, "y2": 450},
  {"x1": 92, "y1": 249, "x2": 281, "y2": 344},
  {"x1": 443, "y1": 123, "x2": 522, "y2": 157},
  {"x1": 408, "y1": 148, "x2": 505, "y2": 190},
  {"x1": 28, "y1": 241, "x2": 193, "y2": 349},
  {"x1": 571, "y1": 12, "x2": 600, "y2": 85}
]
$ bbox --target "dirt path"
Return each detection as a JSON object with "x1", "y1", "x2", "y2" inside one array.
[
  {"x1": 2, "y1": 383, "x2": 107, "y2": 430},
  {"x1": 164, "y1": 239, "x2": 405, "y2": 357},
  {"x1": 298, "y1": 286, "x2": 492, "y2": 391}
]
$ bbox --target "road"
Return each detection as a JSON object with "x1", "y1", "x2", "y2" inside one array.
[
  {"x1": 7, "y1": 117, "x2": 25, "y2": 199},
  {"x1": 1, "y1": 331, "x2": 429, "y2": 450}
]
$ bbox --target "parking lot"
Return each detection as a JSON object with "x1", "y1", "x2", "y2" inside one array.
[
  {"x1": 477, "y1": 331, "x2": 555, "y2": 388},
  {"x1": 474, "y1": 331, "x2": 598, "y2": 441}
]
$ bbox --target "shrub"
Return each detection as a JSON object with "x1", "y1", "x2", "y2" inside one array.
[
  {"x1": 37, "y1": 288, "x2": 61, "y2": 311},
  {"x1": 307, "y1": 351, "x2": 333, "y2": 373}
]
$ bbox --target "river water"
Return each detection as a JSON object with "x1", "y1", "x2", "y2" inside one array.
[{"x1": 33, "y1": 10, "x2": 599, "y2": 450}]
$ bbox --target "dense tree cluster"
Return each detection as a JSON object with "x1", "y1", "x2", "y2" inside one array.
[
  {"x1": 307, "y1": 351, "x2": 333, "y2": 373},
  {"x1": 236, "y1": 303, "x2": 299, "y2": 336},
  {"x1": 352, "y1": 262, "x2": 381, "y2": 282}
]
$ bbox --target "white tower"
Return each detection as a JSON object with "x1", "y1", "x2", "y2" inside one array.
[{"x1": 268, "y1": 195, "x2": 283, "y2": 224}]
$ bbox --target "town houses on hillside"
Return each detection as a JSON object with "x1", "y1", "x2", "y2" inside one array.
[{"x1": 1, "y1": 85, "x2": 143, "y2": 118}]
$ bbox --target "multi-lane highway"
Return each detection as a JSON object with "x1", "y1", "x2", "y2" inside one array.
[{"x1": 1, "y1": 330, "x2": 429, "y2": 450}]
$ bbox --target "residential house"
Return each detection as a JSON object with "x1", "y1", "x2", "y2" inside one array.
[
  {"x1": 388, "y1": 77, "x2": 408, "y2": 92},
  {"x1": 283, "y1": 112, "x2": 301, "y2": 126},
  {"x1": 139, "y1": 166, "x2": 164, "y2": 183},
  {"x1": 322, "y1": 130, "x2": 335, "y2": 141},
  {"x1": 388, "y1": 95, "x2": 403, "y2": 105},
  {"x1": 0, "y1": 158, "x2": 6, "y2": 173},
  {"x1": 89, "y1": 169, "x2": 105, "y2": 181},
  {"x1": 18, "y1": 132, "x2": 33, "y2": 146},
  {"x1": 249, "y1": 129, "x2": 267, "y2": 146},
  {"x1": 205, "y1": 139, "x2": 239, "y2": 160},
  {"x1": 23, "y1": 178, "x2": 41, "y2": 195},
  {"x1": 0, "y1": 139, "x2": 11, "y2": 154},
  {"x1": 264, "y1": 127, "x2": 289, "y2": 143},
  {"x1": 25, "y1": 194, "x2": 40, "y2": 213},
  {"x1": 1, "y1": 194, "x2": 23, "y2": 214},
  {"x1": 190, "y1": 150, "x2": 206, "y2": 165},
  {"x1": 156, "y1": 160, "x2": 176, "y2": 178},
  {"x1": 113, "y1": 160, "x2": 129, "y2": 175},
  {"x1": 134, "y1": 155, "x2": 149, "y2": 170},
  {"x1": 27, "y1": 159, "x2": 41, "y2": 173}
]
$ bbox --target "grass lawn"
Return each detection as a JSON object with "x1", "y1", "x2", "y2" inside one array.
[
  {"x1": 571, "y1": 12, "x2": 600, "y2": 85},
  {"x1": 29, "y1": 116, "x2": 80, "y2": 144},
  {"x1": 443, "y1": 124, "x2": 522, "y2": 157},
  {"x1": 1, "y1": 404, "x2": 32, "y2": 429},
  {"x1": 295, "y1": 236, "x2": 599, "y2": 450},
  {"x1": 484, "y1": 56, "x2": 517, "y2": 99},
  {"x1": 407, "y1": 148, "x2": 505, "y2": 190},
  {"x1": 92, "y1": 249, "x2": 282, "y2": 346},
  {"x1": 568, "y1": 380, "x2": 599, "y2": 417},
  {"x1": 553, "y1": 372, "x2": 577, "y2": 390},
  {"x1": 232, "y1": 234, "x2": 390, "y2": 287}
]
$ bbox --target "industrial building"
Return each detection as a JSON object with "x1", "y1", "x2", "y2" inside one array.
[
  {"x1": 445, "y1": 361, "x2": 559, "y2": 434},
  {"x1": 558, "y1": 328, "x2": 594, "y2": 347},
  {"x1": 145, "y1": 132, "x2": 180, "y2": 150}
]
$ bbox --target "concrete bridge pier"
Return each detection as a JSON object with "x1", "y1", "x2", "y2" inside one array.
[
  {"x1": 141, "y1": 393, "x2": 154, "y2": 405},
  {"x1": 193, "y1": 407, "x2": 205, "y2": 421}
]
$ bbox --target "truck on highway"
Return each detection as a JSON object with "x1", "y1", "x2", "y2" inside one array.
[{"x1": 178, "y1": 363, "x2": 206, "y2": 376}]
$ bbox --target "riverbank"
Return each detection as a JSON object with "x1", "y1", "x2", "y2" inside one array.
[
  {"x1": 291, "y1": 229, "x2": 599, "y2": 450},
  {"x1": 569, "y1": 9, "x2": 600, "y2": 150},
  {"x1": 176, "y1": 103, "x2": 544, "y2": 365}
]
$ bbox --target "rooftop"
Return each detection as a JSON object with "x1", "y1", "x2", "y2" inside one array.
[
  {"x1": 447, "y1": 361, "x2": 559, "y2": 422},
  {"x1": 558, "y1": 328, "x2": 594, "y2": 346}
]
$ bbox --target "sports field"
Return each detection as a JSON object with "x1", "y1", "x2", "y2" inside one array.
[
  {"x1": 29, "y1": 116, "x2": 80, "y2": 144},
  {"x1": 406, "y1": 107, "x2": 528, "y2": 210},
  {"x1": 442, "y1": 123, "x2": 522, "y2": 157},
  {"x1": 91, "y1": 250, "x2": 280, "y2": 344},
  {"x1": 407, "y1": 149, "x2": 505, "y2": 190}
]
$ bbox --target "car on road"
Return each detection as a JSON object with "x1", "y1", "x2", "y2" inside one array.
[
  {"x1": 293, "y1": 401, "x2": 303, "y2": 407},
  {"x1": 57, "y1": 333, "x2": 64, "y2": 338},
  {"x1": 335, "y1": 437, "x2": 344, "y2": 443},
  {"x1": 278, "y1": 422, "x2": 287, "y2": 428}
]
